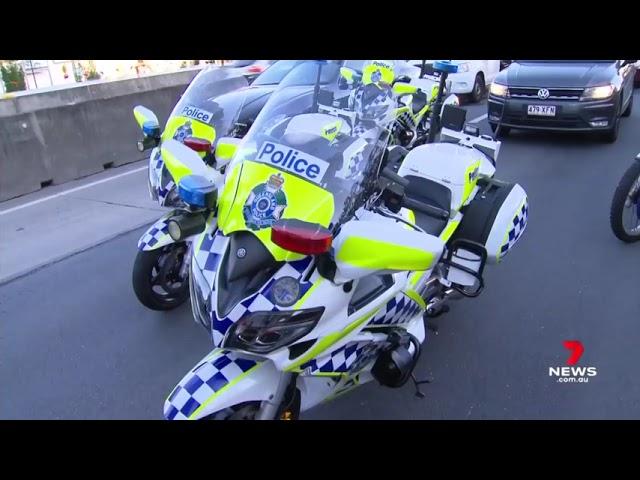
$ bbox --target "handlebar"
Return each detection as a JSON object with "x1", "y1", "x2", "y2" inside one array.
[{"x1": 402, "y1": 196, "x2": 450, "y2": 221}]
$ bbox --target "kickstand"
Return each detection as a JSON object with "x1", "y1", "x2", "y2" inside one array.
[{"x1": 411, "y1": 373, "x2": 433, "y2": 399}]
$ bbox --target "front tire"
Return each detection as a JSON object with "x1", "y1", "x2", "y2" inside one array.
[
  {"x1": 622, "y1": 92, "x2": 633, "y2": 117},
  {"x1": 610, "y1": 161, "x2": 640, "y2": 243},
  {"x1": 132, "y1": 244, "x2": 190, "y2": 311},
  {"x1": 469, "y1": 73, "x2": 486, "y2": 104}
]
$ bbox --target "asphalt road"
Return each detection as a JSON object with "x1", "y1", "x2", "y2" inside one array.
[{"x1": 2, "y1": 93, "x2": 640, "y2": 419}]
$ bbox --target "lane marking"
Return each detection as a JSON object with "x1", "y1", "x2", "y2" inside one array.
[
  {"x1": 469, "y1": 113, "x2": 488, "y2": 124},
  {"x1": 0, "y1": 166, "x2": 148, "y2": 216}
]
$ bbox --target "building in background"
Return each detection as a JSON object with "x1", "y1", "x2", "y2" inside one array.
[{"x1": 11, "y1": 60, "x2": 199, "y2": 92}]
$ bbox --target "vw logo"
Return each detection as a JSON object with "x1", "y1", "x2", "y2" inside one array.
[
  {"x1": 537, "y1": 88, "x2": 550, "y2": 100},
  {"x1": 236, "y1": 248, "x2": 247, "y2": 259}
]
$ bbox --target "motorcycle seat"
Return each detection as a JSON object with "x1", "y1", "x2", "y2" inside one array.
[
  {"x1": 403, "y1": 175, "x2": 451, "y2": 236},
  {"x1": 411, "y1": 90, "x2": 428, "y2": 115}
]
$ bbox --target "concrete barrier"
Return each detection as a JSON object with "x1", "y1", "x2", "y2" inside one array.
[{"x1": 0, "y1": 68, "x2": 203, "y2": 202}]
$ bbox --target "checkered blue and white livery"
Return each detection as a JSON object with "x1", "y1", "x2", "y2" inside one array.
[
  {"x1": 201, "y1": 246, "x2": 314, "y2": 347},
  {"x1": 367, "y1": 292, "x2": 422, "y2": 326},
  {"x1": 500, "y1": 199, "x2": 528, "y2": 258},
  {"x1": 299, "y1": 341, "x2": 376, "y2": 375},
  {"x1": 137, "y1": 219, "x2": 170, "y2": 250},
  {"x1": 164, "y1": 349, "x2": 261, "y2": 420},
  {"x1": 194, "y1": 229, "x2": 228, "y2": 291}
]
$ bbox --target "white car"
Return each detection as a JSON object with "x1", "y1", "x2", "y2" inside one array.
[{"x1": 408, "y1": 60, "x2": 502, "y2": 103}]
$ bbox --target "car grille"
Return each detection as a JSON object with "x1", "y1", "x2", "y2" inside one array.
[{"x1": 508, "y1": 87, "x2": 584, "y2": 101}]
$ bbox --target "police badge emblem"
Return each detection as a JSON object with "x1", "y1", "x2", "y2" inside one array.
[
  {"x1": 173, "y1": 120, "x2": 193, "y2": 142},
  {"x1": 243, "y1": 173, "x2": 287, "y2": 231}
]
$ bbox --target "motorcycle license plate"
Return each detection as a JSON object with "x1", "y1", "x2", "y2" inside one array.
[{"x1": 527, "y1": 105, "x2": 556, "y2": 116}]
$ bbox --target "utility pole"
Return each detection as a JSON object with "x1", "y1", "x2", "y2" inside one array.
[{"x1": 28, "y1": 60, "x2": 38, "y2": 89}]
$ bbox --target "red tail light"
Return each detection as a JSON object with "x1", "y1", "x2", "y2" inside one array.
[
  {"x1": 183, "y1": 136, "x2": 212, "y2": 153},
  {"x1": 247, "y1": 65, "x2": 265, "y2": 74},
  {"x1": 271, "y1": 219, "x2": 333, "y2": 255}
]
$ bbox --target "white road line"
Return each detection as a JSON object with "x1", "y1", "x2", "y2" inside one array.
[
  {"x1": 0, "y1": 166, "x2": 148, "y2": 216},
  {"x1": 469, "y1": 113, "x2": 488, "y2": 124}
]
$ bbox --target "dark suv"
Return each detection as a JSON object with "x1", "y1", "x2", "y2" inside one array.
[{"x1": 487, "y1": 60, "x2": 636, "y2": 142}]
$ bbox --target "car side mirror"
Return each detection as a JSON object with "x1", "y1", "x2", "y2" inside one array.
[{"x1": 621, "y1": 60, "x2": 637, "y2": 68}]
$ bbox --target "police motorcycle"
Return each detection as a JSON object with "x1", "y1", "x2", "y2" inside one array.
[
  {"x1": 131, "y1": 67, "x2": 249, "y2": 310},
  {"x1": 610, "y1": 152, "x2": 640, "y2": 242},
  {"x1": 338, "y1": 60, "x2": 460, "y2": 149},
  {"x1": 160, "y1": 60, "x2": 528, "y2": 420}
]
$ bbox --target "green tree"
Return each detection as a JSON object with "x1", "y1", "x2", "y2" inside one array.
[{"x1": 0, "y1": 61, "x2": 26, "y2": 93}]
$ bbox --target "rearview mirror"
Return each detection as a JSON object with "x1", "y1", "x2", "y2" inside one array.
[
  {"x1": 215, "y1": 137, "x2": 242, "y2": 169},
  {"x1": 393, "y1": 82, "x2": 418, "y2": 96},
  {"x1": 330, "y1": 219, "x2": 445, "y2": 283},
  {"x1": 161, "y1": 139, "x2": 212, "y2": 184},
  {"x1": 339, "y1": 67, "x2": 361, "y2": 89},
  {"x1": 133, "y1": 105, "x2": 159, "y2": 131}
]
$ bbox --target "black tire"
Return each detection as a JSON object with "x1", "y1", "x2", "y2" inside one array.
[
  {"x1": 469, "y1": 73, "x2": 486, "y2": 104},
  {"x1": 601, "y1": 104, "x2": 621, "y2": 143},
  {"x1": 622, "y1": 92, "x2": 633, "y2": 117},
  {"x1": 132, "y1": 244, "x2": 190, "y2": 311},
  {"x1": 610, "y1": 161, "x2": 640, "y2": 243}
]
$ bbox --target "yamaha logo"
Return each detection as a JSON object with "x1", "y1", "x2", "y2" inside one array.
[
  {"x1": 236, "y1": 248, "x2": 247, "y2": 259},
  {"x1": 537, "y1": 88, "x2": 550, "y2": 100}
]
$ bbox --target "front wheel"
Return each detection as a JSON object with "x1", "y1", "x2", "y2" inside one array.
[
  {"x1": 132, "y1": 244, "x2": 190, "y2": 310},
  {"x1": 610, "y1": 160, "x2": 640, "y2": 242},
  {"x1": 622, "y1": 92, "x2": 633, "y2": 117},
  {"x1": 469, "y1": 73, "x2": 485, "y2": 104}
]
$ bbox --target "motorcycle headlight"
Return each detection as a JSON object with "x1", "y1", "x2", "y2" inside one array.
[
  {"x1": 224, "y1": 307, "x2": 324, "y2": 354},
  {"x1": 581, "y1": 84, "x2": 615, "y2": 101}
]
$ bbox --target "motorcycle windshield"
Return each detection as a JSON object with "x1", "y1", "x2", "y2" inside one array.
[
  {"x1": 216, "y1": 60, "x2": 399, "y2": 262},
  {"x1": 162, "y1": 67, "x2": 249, "y2": 144}
]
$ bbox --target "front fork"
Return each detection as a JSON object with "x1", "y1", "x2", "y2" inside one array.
[
  {"x1": 178, "y1": 241, "x2": 194, "y2": 280},
  {"x1": 255, "y1": 372, "x2": 295, "y2": 420}
]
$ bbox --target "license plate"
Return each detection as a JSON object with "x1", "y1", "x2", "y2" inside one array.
[{"x1": 527, "y1": 105, "x2": 556, "y2": 116}]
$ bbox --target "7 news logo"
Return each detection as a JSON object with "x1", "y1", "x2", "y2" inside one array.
[{"x1": 549, "y1": 341, "x2": 598, "y2": 383}]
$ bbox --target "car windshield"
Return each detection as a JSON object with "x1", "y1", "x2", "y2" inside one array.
[
  {"x1": 230, "y1": 60, "x2": 398, "y2": 229},
  {"x1": 278, "y1": 61, "x2": 342, "y2": 88},
  {"x1": 168, "y1": 67, "x2": 249, "y2": 137},
  {"x1": 253, "y1": 60, "x2": 302, "y2": 86}
]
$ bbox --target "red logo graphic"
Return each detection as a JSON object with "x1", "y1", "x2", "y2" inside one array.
[{"x1": 563, "y1": 341, "x2": 584, "y2": 366}]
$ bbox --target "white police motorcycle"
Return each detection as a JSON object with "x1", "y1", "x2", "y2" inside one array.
[
  {"x1": 131, "y1": 68, "x2": 247, "y2": 310},
  {"x1": 159, "y1": 60, "x2": 528, "y2": 419}
]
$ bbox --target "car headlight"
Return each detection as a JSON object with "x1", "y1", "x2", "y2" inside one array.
[
  {"x1": 581, "y1": 84, "x2": 615, "y2": 101},
  {"x1": 224, "y1": 307, "x2": 324, "y2": 354},
  {"x1": 456, "y1": 62, "x2": 470, "y2": 73},
  {"x1": 489, "y1": 82, "x2": 508, "y2": 97}
]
